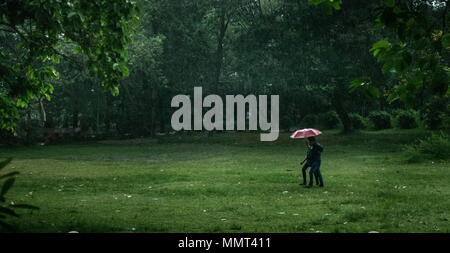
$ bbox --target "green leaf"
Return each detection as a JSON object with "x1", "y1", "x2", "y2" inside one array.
[
  {"x1": 112, "y1": 86, "x2": 120, "y2": 96},
  {"x1": 17, "y1": 99, "x2": 28, "y2": 108},
  {"x1": 332, "y1": 1, "x2": 341, "y2": 10},
  {"x1": 393, "y1": 7, "x2": 402, "y2": 14},
  {"x1": 51, "y1": 67, "x2": 58, "y2": 78},
  {"x1": 308, "y1": 0, "x2": 341, "y2": 14},
  {"x1": 349, "y1": 77, "x2": 379, "y2": 98},
  {"x1": 308, "y1": 0, "x2": 326, "y2": 5},
  {"x1": 68, "y1": 12, "x2": 77, "y2": 19},
  {"x1": 384, "y1": 0, "x2": 395, "y2": 8},
  {"x1": 51, "y1": 54, "x2": 60, "y2": 64},
  {"x1": 0, "y1": 178, "x2": 15, "y2": 196},
  {"x1": 387, "y1": 92, "x2": 399, "y2": 103},
  {"x1": 374, "y1": 16, "x2": 385, "y2": 30},
  {"x1": 78, "y1": 13, "x2": 85, "y2": 22},
  {"x1": 367, "y1": 86, "x2": 380, "y2": 98},
  {"x1": 371, "y1": 40, "x2": 390, "y2": 51},
  {"x1": 372, "y1": 48, "x2": 380, "y2": 57},
  {"x1": 73, "y1": 46, "x2": 83, "y2": 54},
  {"x1": 121, "y1": 65, "x2": 130, "y2": 77},
  {"x1": 406, "y1": 18, "x2": 415, "y2": 28},
  {"x1": 443, "y1": 34, "x2": 450, "y2": 49}
]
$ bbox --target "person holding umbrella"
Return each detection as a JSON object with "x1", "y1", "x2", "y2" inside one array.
[
  {"x1": 299, "y1": 142, "x2": 319, "y2": 186},
  {"x1": 290, "y1": 128, "x2": 324, "y2": 188},
  {"x1": 305, "y1": 136, "x2": 324, "y2": 188}
]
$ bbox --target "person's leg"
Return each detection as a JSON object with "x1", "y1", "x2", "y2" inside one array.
[
  {"x1": 315, "y1": 171, "x2": 319, "y2": 185},
  {"x1": 309, "y1": 161, "x2": 323, "y2": 187},
  {"x1": 308, "y1": 165, "x2": 317, "y2": 187},
  {"x1": 315, "y1": 161, "x2": 323, "y2": 186},
  {"x1": 301, "y1": 163, "x2": 309, "y2": 185},
  {"x1": 316, "y1": 167, "x2": 324, "y2": 186}
]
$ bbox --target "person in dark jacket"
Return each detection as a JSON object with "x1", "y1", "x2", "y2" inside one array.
[
  {"x1": 299, "y1": 144, "x2": 319, "y2": 186},
  {"x1": 304, "y1": 136, "x2": 324, "y2": 188}
]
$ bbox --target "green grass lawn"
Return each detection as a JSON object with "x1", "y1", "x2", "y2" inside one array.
[{"x1": 0, "y1": 129, "x2": 449, "y2": 233}]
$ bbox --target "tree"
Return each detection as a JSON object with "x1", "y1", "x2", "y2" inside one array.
[
  {"x1": 312, "y1": 0, "x2": 449, "y2": 130},
  {"x1": 369, "y1": 0, "x2": 449, "y2": 108},
  {"x1": 328, "y1": 0, "x2": 450, "y2": 110},
  {"x1": 0, "y1": 0, "x2": 139, "y2": 131},
  {"x1": 242, "y1": 0, "x2": 383, "y2": 132}
]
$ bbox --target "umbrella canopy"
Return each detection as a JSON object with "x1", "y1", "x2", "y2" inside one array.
[{"x1": 290, "y1": 128, "x2": 322, "y2": 139}]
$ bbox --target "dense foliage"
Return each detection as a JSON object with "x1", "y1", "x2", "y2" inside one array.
[
  {"x1": 403, "y1": 131, "x2": 450, "y2": 162},
  {"x1": 369, "y1": 111, "x2": 392, "y2": 130},
  {"x1": 0, "y1": 0, "x2": 448, "y2": 143},
  {"x1": 348, "y1": 113, "x2": 366, "y2": 130},
  {"x1": 395, "y1": 109, "x2": 418, "y2": 129},
  {"x1": 318, "y1": 111, "x2": 341, "y2": 129},
  {"x1": 0, "y1": 0, "x2": 139, "y2": 131}
]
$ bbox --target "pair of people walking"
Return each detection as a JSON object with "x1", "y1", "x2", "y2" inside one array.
[{"x1": 300, "y1": 136, "x2": 324, "y2": 188}]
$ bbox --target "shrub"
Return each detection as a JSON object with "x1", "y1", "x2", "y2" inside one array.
[
  {"x1": 301, "y1": 114, "x2": 318, "y2": 128},
  {"x1": 318, "y1": 111, "x2": 341, "y2": 129},
  {"x1": 348, "y1": 113, "x2": 366, "y2": 130},
  {"x1": 403, "y1": 132, "x2": 450, "y2": 163},
  {"x1": 13, "y1": 118, "x2": 42, "y2": 145},
  {"x1": 396, "y1": 110, "x2": 418, "y2": 129},
  {"x1": 280, "y1": 115, "x2": 293, "y2": 131},
  {"x1": 442, "y1": 114, "x2": 450, "y2": 131},
  {"x1": 368, "y1": 111, "x2": 392, "y2": 130},
  {"x1": 422, "y1": 97, "x2": 449, "y2": 130},
  {"x1": 391, "y1": 109, "x2": 403, "y2": 118},
  {"x1": 403, "y1": 144, "x2": 423, "y2": 163}
]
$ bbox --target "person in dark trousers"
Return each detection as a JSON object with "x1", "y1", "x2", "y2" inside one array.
[
  {"x1": 299, "y1": 143, "x2": 319, "y2": 186},
  {"x1": 304, "y1": 136, "x2": 324, "y2": 188}
]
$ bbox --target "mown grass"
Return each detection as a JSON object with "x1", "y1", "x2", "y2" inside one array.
[{"x1": 0, "y1": 129, "x2": 449, "y2": 233}]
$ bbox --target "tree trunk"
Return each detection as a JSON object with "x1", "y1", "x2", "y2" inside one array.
[
  {"x1": 104, "y1": 96, "x2": 111, "y2": 134},
  {"x1": 210, "y1": 9, "x2": 228, "y2": 136},
  {"x1": 150, "y1": 83, "x2": 158, "y2": 137},
  {"x1": 96, "y1": 91, "x2": 100, "y2": 133},
  {"x1": 72, "y1": 110, "x2": 78, "y2": 129},
  {"x1": 149, "y1": 20, "x2": 161, "y2": 137},
  {"x1": 159, "y1": 91, "x2": 165, "y2": 133},
  {"x1": 214, "y1": 10, "x2": 228, "y2": 94},
  {"x1": 331, "y1": 89, "x2": 353, "y2": 133},
  {"x1": 38, "y1": 99, "x2": 47, "y2": 128}
]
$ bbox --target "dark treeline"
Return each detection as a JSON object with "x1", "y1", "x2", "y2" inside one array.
[{"x1": 0, "y1": 0, "x2": 448, "y2": 144}]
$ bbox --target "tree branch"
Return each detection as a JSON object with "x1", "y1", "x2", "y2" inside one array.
[
  {"x1": 0, "y1": 23, "x2": 27, "y2": 41},
  {"x1": 0, "y1": 28, "x2": 15, "y2": 33},
  {"x1": 1, "y1": 21, "x2": 85, "y2": 71}
]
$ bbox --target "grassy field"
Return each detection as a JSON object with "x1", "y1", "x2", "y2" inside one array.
[{"x1": 0, "y1": 129, "x2": 449, "y2": 233}]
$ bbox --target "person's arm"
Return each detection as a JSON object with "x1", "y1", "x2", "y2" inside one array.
[
  {"x1": 318, "y1": 143, "x2": 324, "y2": 153},
  {"x1": 300, "y1": 157, "x2": 307, "y2": 165},
  {"x1": 313, "y1": 143, "x2": 323, "y2": 153}
]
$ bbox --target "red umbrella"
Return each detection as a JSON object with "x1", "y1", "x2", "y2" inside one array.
[{"x1": 290, "y1": 128, "x2": 322, "y2": 139}]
